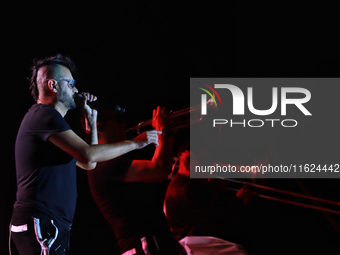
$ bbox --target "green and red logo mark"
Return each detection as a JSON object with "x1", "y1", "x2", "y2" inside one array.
[{"x1": 197, "y1": 82, "x2": 222, "y2": 115}]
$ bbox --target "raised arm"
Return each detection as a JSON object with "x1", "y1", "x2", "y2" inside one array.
[
  {"x1": 48, "y1": 129, "x2": 160, "y2": 170},
  {"x1": 76, "y1": 92, "x2": 98, "y2": 170},
  {"x1": 123, "y1": 106, "x2": 174, "y2": 182}
]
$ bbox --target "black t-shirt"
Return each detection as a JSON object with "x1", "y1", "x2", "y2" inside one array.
[{"x1": 14, "y1": 104, "x2": 77, "y2": 230}]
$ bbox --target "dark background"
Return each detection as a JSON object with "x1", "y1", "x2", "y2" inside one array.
[{"x1": 1, "y1": 1, "x2": 340, "y2": 255}]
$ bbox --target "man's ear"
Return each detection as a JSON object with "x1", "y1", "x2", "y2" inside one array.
[{"x1": 47, "y1": 79, "x2": 58, "y2": 93}]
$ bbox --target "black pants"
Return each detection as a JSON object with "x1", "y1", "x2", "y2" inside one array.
[{"x1": 10, "y1": 208, "x2": 70, "y2": 255}]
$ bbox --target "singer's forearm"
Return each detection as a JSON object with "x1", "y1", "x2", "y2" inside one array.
[
  {"x1": 87, "y1": 124, "x2": 98, "y2": 145},
  {"x1": 83, "y1": 141, "x2": 138, "y2": 163},
  {"x1": 49, "y1": 130, "x2": 139, "y2": 167},
  {"x1": 77, "y1": 124, "x2": 98, "y2": 170}
]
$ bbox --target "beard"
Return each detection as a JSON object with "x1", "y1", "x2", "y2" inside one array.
[{"x1": 58, "y1": 87, "x2": 76, "y2": 110}]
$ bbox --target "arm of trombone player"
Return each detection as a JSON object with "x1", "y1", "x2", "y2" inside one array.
[{"x1": 123, "y1": 106, "x2": 173, "y2": 182}]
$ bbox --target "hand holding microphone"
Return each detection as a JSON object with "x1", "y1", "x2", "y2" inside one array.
[
  {"x1": 78, "y1": 92, "x2": 98, "y2": 104},
  {"x1": 76, "y1": 92, "x2": 98, "y2": 132},
  {"x1": 74, "y1": 93, "x2": 125, "y2": 113}
]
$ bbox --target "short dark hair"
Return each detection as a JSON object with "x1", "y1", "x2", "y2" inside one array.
[{"x1": 29, "y1": 53, "x2": 77, "y2": 101}]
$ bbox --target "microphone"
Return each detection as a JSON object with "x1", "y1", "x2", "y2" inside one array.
[{"x1": 74, "y1": 93, "x2": 126, "y2": 113}]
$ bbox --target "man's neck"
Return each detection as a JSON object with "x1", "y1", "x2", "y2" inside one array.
[{"x1": 37, "y1": 98, "x2": 67, "y2": 117}]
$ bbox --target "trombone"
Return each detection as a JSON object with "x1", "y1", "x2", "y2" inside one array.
[
  {"x1": 126, "y1": 97, "x2": 218, "y2": 134},
  {"x1": 127, "y1": 105, "x2": 201, "y2": 134},
  {"x1": 127, "y1": 104, "x2": 340, "y2": 215},
  {"x1": 222, "y1": 178, "x2": 340, "y2": 215}
]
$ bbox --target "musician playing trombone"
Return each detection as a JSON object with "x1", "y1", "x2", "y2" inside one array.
[
  {"x1": 87, "y1": 106, "x2": 186, "y2": 255},
  {"x1": 164, "y1": 148, "x2": 254, "y2": 255},
  {"x1": 163, "y1": 99, "x2": 268, "y2": 255}
]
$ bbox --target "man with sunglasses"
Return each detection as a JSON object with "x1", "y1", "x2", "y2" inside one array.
[{"x1": 10, "y1": 54, "x2": 160, "y2": 255}]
